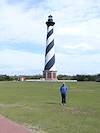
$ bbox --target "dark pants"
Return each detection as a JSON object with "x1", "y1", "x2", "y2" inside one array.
[{"x1": 61, "y1": 93, "x2": 66, "y2": 104}]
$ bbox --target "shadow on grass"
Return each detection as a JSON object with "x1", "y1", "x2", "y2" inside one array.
[{"x1": 45, "y1": 102, "x2": 61, "y2": 105}]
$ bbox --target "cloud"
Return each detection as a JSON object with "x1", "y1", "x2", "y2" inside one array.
[
  {"x1": 0, "y1": 49, "x2": 44, "y2": 75},
  {"x1": 56, "y1": 53, "x2": 100, "y2": 75},
  {"x1": 55, "y1": 17, "x2": 100, "y2": 56},
  {"x1": 0, "y1": 0, "x2": 100, "y2": 75},
  {"x1": 0, "y1": 0, "x2": 46, "y2": 45}
]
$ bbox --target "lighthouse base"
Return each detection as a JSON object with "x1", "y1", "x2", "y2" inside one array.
[{"x1": 43, "y1": 70, "x2": 57, "y2": 80}]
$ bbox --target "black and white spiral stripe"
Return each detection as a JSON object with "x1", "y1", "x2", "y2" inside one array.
[{"x1": 45, "y1": 25, "x2": 55, "y2": 70}]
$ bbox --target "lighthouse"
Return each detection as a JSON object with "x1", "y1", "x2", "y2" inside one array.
[{"x1": 43, "y1": 15, "x2": 57, "y2": 80}]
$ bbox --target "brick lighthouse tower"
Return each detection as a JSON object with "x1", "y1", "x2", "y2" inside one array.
[{"x1": 43, "y1": 15, "x2": 57, "y2": 80}]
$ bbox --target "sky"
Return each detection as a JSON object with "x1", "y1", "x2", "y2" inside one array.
[{"x1": 0, "y1": 0, "x2": 100, "y2": 75}]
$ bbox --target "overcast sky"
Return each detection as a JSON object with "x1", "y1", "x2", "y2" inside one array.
[{"x1": 0, "y1": 0, "x2": 100, "y2": 75}]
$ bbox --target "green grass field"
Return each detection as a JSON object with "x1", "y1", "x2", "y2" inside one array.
[{"x1": 0, "y1": 81, "x2": 100, "y2": 133}]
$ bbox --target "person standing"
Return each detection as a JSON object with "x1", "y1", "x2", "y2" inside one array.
[{"x1": 60, "y1": 83, "x2": 68, "y2": 105}]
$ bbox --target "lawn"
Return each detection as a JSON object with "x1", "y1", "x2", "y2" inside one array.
[{"x1": 0, "y1": 81, "x2": 100, "y2": 133}]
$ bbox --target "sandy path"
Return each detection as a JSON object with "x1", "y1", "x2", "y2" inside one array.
[{"x1": 0, "y1": 115, "x2": 31, "y2": 133}]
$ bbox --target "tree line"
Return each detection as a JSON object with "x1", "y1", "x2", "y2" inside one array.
[
  {"x1": 57, "y1": 74, "x2": 100, "y2": 82},
  {"x1": 0, "y1": 74, "x2": 100, "y2": 82}
]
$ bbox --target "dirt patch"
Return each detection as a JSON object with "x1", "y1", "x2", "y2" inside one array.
[
  {"x1": 70, "y1": 89, "x2": 95, "y2": 92},
  {"x1": 66, "y1": 107, "x2": 96, "y2": 116},
  {"x1": 24, "y1": 124, "x2": 46, "y2": 133},
  {"x1": 0, "y1": 103, "x2": 25, "y2": 108}
]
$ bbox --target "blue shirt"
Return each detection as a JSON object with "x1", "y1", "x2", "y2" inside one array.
[{"x1": 60, "y1": 85, "x2": 68, "y2": 94}]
